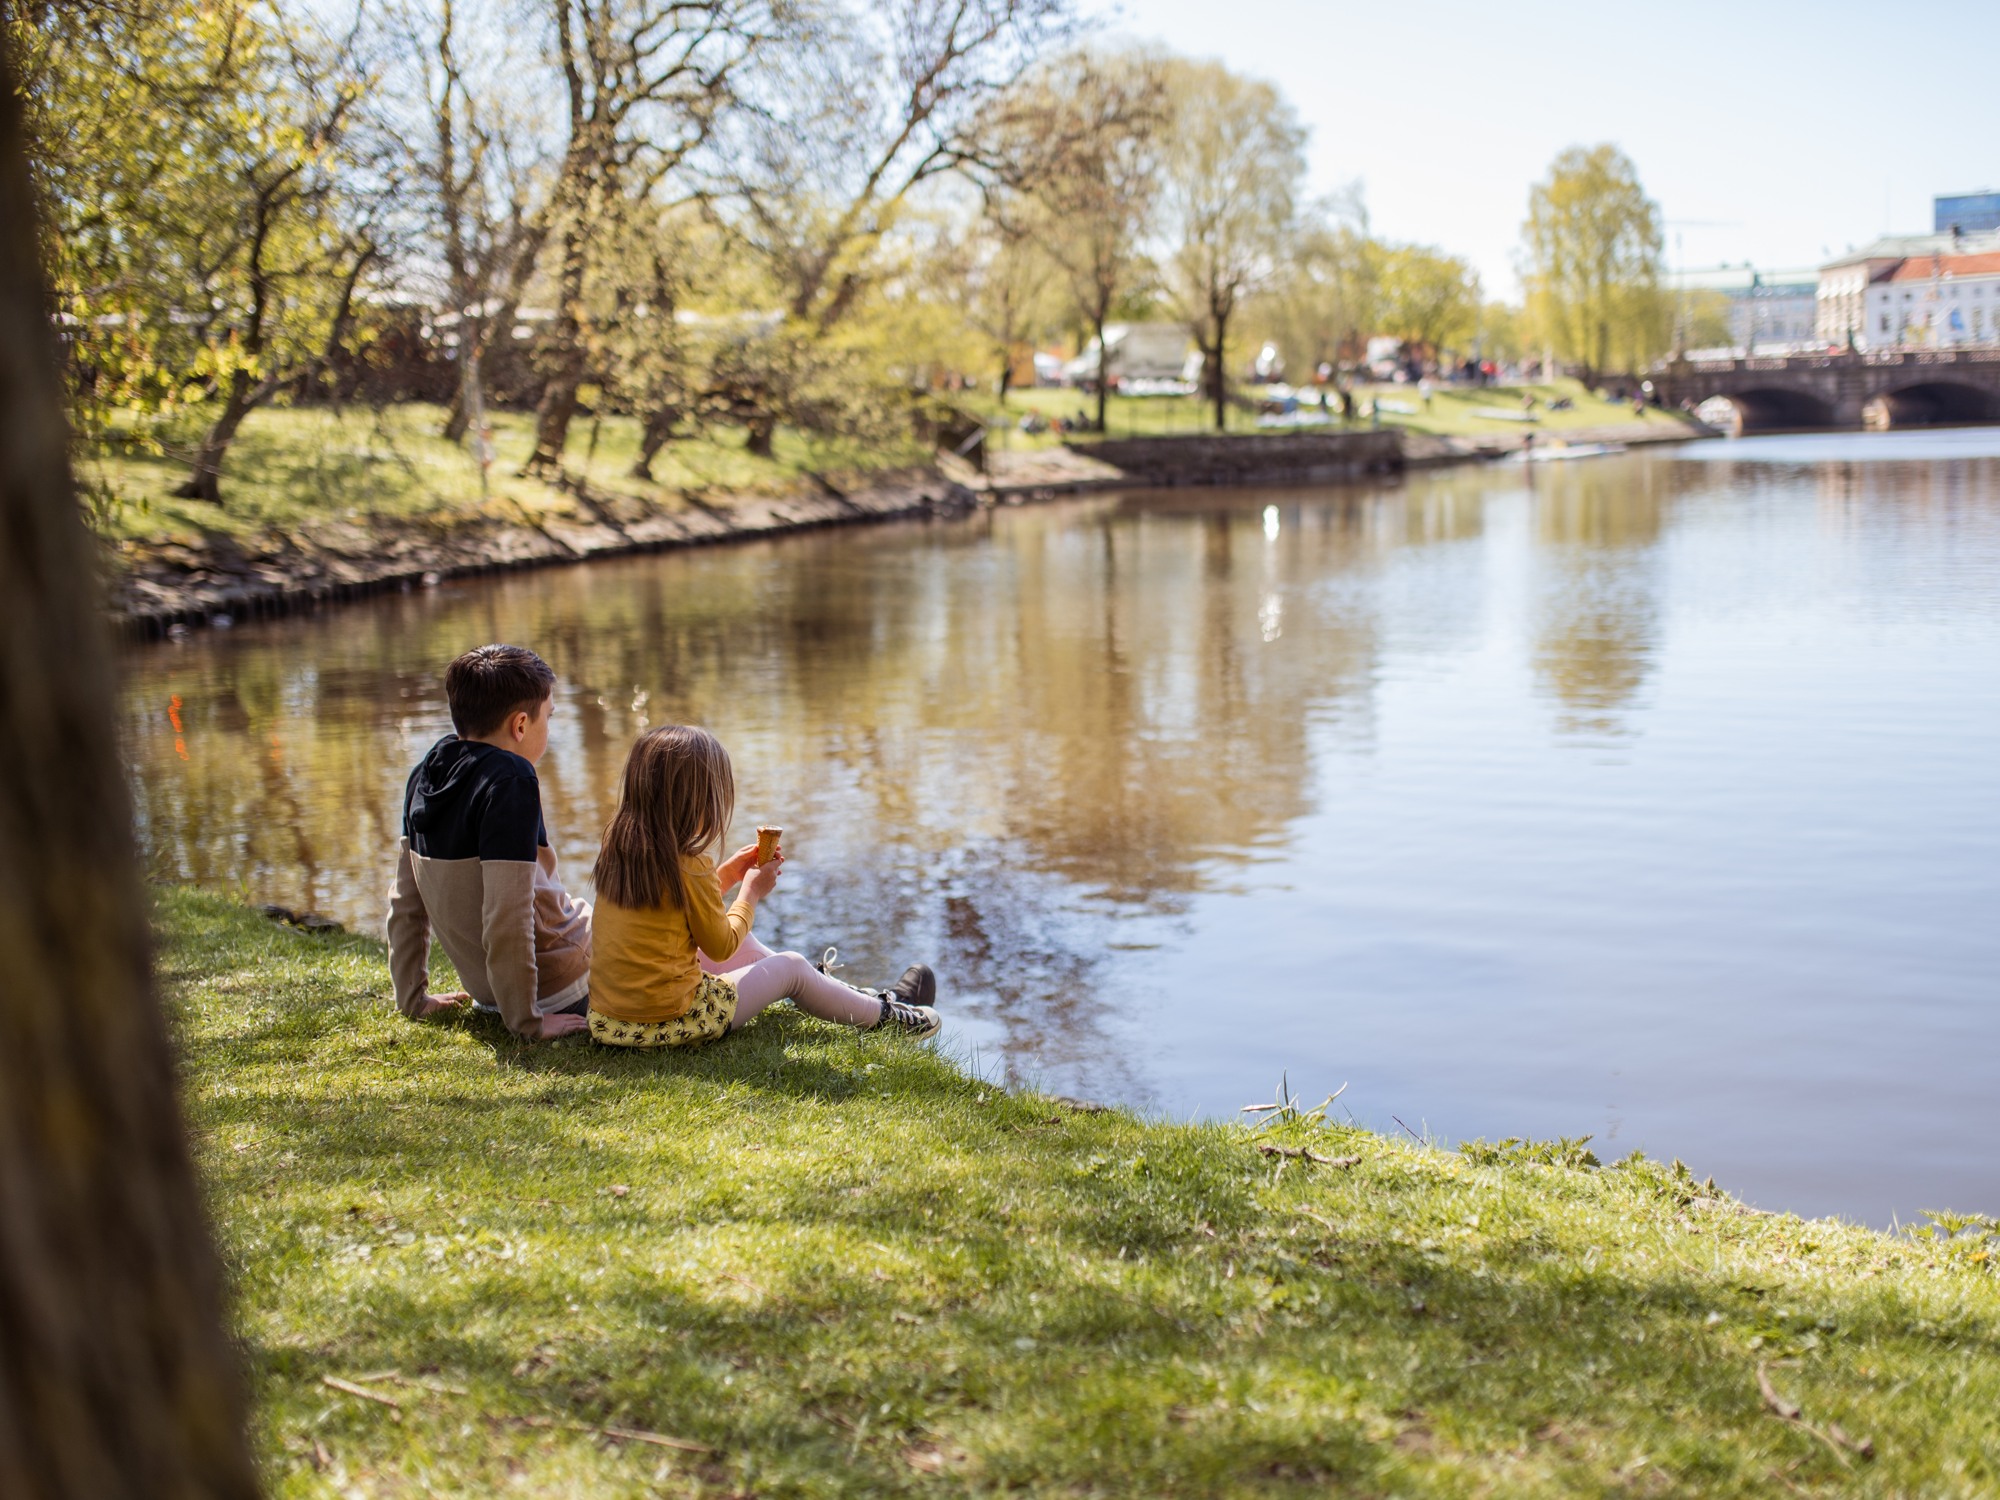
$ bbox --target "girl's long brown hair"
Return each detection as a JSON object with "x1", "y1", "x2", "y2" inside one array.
[{"x1": 594, "y1": 725, "x2": 735, "y2": 911}]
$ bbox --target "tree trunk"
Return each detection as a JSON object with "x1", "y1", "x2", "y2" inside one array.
[
  {"x1": 441, "y1": 331, "x2": 477, "y2": 443},
  {"x1": 441, "y1": 389, "x2": 472, "y2": 443},
  {"x1": 1210, "y1": 311, "x2": 1230, "y2": 432},
  {"x1": 745, "y1": 413, "x2": 776, "y2": 458},
  {"x1": 1091, "y1": 313, "x2": 1108, "y2": 435},
  {"x1": 0, "y1": 53, "x2": 260, "y2": 1500},
  {"x1": 522, "y1": 219, "x2": 589, "y2": 477},
  {"x1": 171, "y1": 370, "x2": 259, "y2": 504},
  {"x1": 629, "y1": 406, "x2": 678, "y2": 480}
]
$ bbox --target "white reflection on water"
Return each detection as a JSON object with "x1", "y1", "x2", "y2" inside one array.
[{"x1": 122, "y1": 431, "x2": 2000, "y2": 1224}]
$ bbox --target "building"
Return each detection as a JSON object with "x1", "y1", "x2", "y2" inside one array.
[
  {"x1": 1817, "y1": 229, "x2": 2000, "y2": 350},
  {"x1": 1665, "y1": 264, "x2": 1820, "y2": 356},
  {"x1": 1936, "y1": 190, "x2": 2000, "y2": 235}
]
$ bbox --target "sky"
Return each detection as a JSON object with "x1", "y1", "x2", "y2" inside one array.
[{"x1": 1108, "y1": 0, "x2": 2000, "y2": 298}]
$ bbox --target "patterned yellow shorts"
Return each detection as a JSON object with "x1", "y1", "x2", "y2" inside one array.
[{"x1": 588, "y1": 972, "x2": 738, "y2": 1049}]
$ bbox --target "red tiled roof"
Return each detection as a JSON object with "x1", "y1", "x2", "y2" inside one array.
[{"x1": 1886, "y1": 252, "x2": 2000, "y2": 282}]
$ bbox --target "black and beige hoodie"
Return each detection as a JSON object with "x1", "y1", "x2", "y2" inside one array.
[{"x1": 385, "y1": 736, "x2": 591, "y2": 1035}]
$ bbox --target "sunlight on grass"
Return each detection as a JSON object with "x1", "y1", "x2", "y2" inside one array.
[
  {"x1": 158, "y1": 887, "x2": 2000, "y2": 1496},
  {"x1": 85, "y1": 404, "x2": 928, "y2": 546}
]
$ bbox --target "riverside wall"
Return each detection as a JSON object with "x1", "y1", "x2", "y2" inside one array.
[{"x1": 1081, "y1": 429, "x2": 1404, "y2": 486}]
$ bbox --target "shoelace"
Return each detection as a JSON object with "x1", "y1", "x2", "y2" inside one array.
[{"x1": 817, "y1": 945, "x2": 843, "y2": 978}]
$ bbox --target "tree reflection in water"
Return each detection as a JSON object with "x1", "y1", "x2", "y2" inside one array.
[{"x1": 1528, "y1": 460, "x2": 1665, "y2": 738}]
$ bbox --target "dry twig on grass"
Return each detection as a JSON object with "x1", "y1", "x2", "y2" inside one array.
[
  {"x1": 1757, "y1": 1363, "x2": 1874, "y2": 1464},
  {"x1": 511, "y1": 1414, "x2": 712, "y2": 1454},
  {"x1": 322, "y1": 1375, "x2": 402, "y2": 1413}
]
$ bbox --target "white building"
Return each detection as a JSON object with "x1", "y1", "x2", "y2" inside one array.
[
  {"x1": 1665, "y1": 265, "x2": 1820, "y2": 356},
  {"x1": 1817, "y1": 230, "x2": 2000, "y2": 350}
]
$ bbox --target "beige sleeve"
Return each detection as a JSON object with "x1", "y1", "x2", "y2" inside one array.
[
  {"x1": 480, "y1": 860, "x2": 541, "y2": 1036},
  {"x1": 386, "y1": 838, "x2": 432, "y2": 1017}
]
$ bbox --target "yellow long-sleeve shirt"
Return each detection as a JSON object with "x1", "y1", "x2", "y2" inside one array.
[{"x1": 588, "y1": 852, "x2": 754, "y2": 1023}]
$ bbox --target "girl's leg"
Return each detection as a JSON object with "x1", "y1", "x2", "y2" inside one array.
[
  {"x1": 723, "y1": 951, "x2": 881, "y2": 1029},
  {"x1": 700, "y1": 929, "x2": 777, "y2": 975}
]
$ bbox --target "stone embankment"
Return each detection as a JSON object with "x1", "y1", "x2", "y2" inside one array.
[{"x1": 113, "y1": 421, "x2": 1709, "y2": 635}]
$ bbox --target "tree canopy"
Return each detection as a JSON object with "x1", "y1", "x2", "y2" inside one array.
[{"x1": 1521, "y1": 143, "x2": 1665, "y2": 384}]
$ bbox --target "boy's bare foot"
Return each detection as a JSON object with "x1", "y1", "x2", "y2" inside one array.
[
  {"x1": 415, "y1": 992, "x2": 469, "y2": 1019},
  {"x1": 536, "y1": 1011, "x2": 589, "y2": 1040}
]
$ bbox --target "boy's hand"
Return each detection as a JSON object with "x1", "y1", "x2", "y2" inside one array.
[
  {"x1": 415, "y1": 991, "x2": 469, "y2": 1019},
  {"x1": 717, "y1": 843, "x2": 762, "y2": 888},
  {"x1": 536, "y1": 1011, "x2": 588, "y2": 1040},
  {"x1": 743, "y1": 851, "x2": 783, "y2": 903}
]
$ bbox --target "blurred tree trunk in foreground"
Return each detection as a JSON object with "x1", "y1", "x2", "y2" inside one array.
[{"x1": 0, "y1": 40, "x2": 260, "y2": 1500}]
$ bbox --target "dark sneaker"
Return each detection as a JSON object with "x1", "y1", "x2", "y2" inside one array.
[
  {"x1": 873, "y1": 995, "x2": 941, "y2": 1040},
  {"x1": 884, "y1": 963, "x2": 937, "y2": 1009}
]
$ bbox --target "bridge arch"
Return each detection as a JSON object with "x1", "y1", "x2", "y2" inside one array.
[
  {"x1": 1692, "y1": 386, "x2": 1837, "y2": 435},
  {"x1": 1862, "y1": 380, "x2": 2000, "y2": 430}
]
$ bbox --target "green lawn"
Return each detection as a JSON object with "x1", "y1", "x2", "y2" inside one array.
[
  {"x1": 163, "y1": 887, "x2": 1999, "y2": 1497},
  {"x1": 974, "y1": 380, "x2": 1691, "y2": 453},
  {"x1": 84, "y1": 403, "x2": 927, "y2": 547}
]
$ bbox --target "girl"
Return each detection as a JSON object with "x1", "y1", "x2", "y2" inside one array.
[{"x1": 588, "y1": 725, "x2": 939, "y2": 1048}]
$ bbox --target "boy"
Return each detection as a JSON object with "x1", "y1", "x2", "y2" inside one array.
[{"x1": 387, "y1": 644, "x2": 592, "y2": 1039}]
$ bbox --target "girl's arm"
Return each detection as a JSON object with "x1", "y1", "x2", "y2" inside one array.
[{"x1": 684, "y1": 852, "x2": 756, "y2": 965}]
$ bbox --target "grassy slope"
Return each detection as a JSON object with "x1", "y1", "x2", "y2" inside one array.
[
  {"x1": 161, "y1": 887, "x2": 1999, "y2": 1497},
  {"x1": 86, "y1": 404, "x2": 926, "y2": 548},
  {"x1": 975, "y1": 380, "x2": 1690, "y2": 452}
]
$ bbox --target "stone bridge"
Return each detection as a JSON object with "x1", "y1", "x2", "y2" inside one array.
[{"x1": 1646, "y1": 349, "x2": 2000, "y2": 432}]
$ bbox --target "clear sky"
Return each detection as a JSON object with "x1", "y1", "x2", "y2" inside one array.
[{"x1": 1107, "y1": 0, "x2": 2000, "y2": 297}]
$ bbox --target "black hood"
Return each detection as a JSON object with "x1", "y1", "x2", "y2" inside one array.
[{"x1": 403, "y1": 736, "x2": 545, "y2": 861}]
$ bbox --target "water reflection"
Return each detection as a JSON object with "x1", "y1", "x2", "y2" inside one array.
[
  {"x1": 123, "y1": 438, "x2": 2000, "y2": 1222},
  {"x1": 1529, "y1": 462, "x2": 1664, "y2": 736}
]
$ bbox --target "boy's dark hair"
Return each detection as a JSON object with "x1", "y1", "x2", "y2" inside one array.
[{"x1": 445, "y1": 644, "x2": 556, "y2": 738}]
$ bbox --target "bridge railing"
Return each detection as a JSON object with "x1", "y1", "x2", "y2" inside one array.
[{"x1": 1659, "y1": 347, "x2": 2000, "y2": 375}]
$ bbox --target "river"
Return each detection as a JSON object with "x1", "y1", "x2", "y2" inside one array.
[{"x1": 121, "y1": 429, "x2": 2000, "y2": 1225}]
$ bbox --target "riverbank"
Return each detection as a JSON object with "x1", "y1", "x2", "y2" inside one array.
[
  {"x1": 163, "y1": 886, "x2": 2000, "y2": 1496},
  {"x1": 104, "y1": 403, "x2": 1707, "y2": 636}
]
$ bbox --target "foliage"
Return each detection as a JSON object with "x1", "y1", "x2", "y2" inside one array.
[
  {"x1": 161, "y1": 886, "x2": 2000, "y2": 1496},
  {"x1": 1157, "y1": 57, "x2": 1305, "y2": 428},
  {"x1": 1520, "y1": 143, "x2": 1665, "y2": 382},
  {"x1": 1457, "y1": 1134, "x2": 1602, "y2": 1170},
  {"x1": 1475, "y1": 299, "x2": 1527, "y2": 363},
  {"x1": 695, "y1": 0, "x2": 1068, "y2": 451},
  {"x1": 14, "y1": 3, "x2": 256, "y2": 438},
  {"x1": 1255, "y1": 186, "x2": 1377, "y2": 376},
  {"x1": 1681, "y1": 287, "x2": 1737, "y2": 353},
  {"x1": 993, "y1": 46, "x2": 1167, "y2": 426},
  {"x1": 1373, "y1": 241, "x2": 1480, "y2": 357},
  {"x1": 932, "y1": 204, "x2": 1060, "y2": 398},
  {"x1": 24, "y1": 0, "x2": 1642, "y2": 525},
  {"x1": 516, "y1": 0, "x2": 771, "y2": 475},
  {"x1": 19, "y1": 0, "x2": 391, "y2": 505}
]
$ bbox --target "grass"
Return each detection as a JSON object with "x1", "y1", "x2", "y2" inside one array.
[
  {"x1": 84, "y1": 402, "x2": 927, "y2": 547},
  {"x1": 973, "y1": 379, "x2": 1690, "y2": 454},
  {"x1": 87, "y1": 386, "x2": 1679, "y2": 552},
  {"x1": 162, "y1": 885, "x2": 2000, "y2": 1496}
]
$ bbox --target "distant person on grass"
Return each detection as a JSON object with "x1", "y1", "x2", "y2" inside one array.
[
  {"x1": 387, "y1": 644, "x2": 592, "y2": 1039},
  {"x1": 588, "y1": 725, "x2": 939, "y2": 1049}
]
